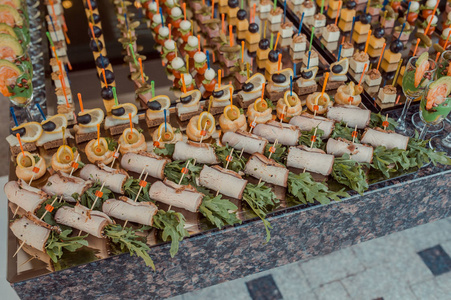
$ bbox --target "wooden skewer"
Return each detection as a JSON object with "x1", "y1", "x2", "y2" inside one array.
[
  {"x1": 216, "y1": 148, "x2": 234, "y2": 195},
  {"x1": 19, "y1": 255, "x2": 36, "y2": 267},
  {"x1": 40, "y1": 196, "x2": 61, "y2": 221},
  {"x1": 309, "y1": 127, "x2": 318, "y2": 148},
  {"x1": 258, "y1": 139, "x2": 278, "y2": 184},
  {"x1": 199, "y1": 122, "x2": 208, "y2": 144},
  {"x1": 352, "y1": 125, "x2": 358, "y2": 143},
  {"x1": 109, "y1": 144, "x2": 121, "y2": 168},
  {"x1": 123, "y1": 172, "x2": 149, "y2": 227},
  {"x1": 13, "y1": 241, "x2": 25, "y2": 258},
  {"x1": 78, "y1": 182, "x2": 106, "y2": 236},
  {"x1": 69, "y1": 153, "x2": 80, "y2": 177}
]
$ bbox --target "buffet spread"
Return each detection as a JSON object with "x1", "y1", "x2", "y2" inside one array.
[{"x1": 4, "y1": 0, "x2": 451, "y2": 283}]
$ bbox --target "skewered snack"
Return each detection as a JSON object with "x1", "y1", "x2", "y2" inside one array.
[
  {"x1": 289, "y1": 114, "x2": 335, "y2": 139},
  {"x1": 266, "y1": 68, "x2": 294, "y2": 101},
  {"x1": 247, "y1": 97, "x2": 273, "y2": 124},
  {"x1": 325, "y1": 58, "x2": 349, "y2": 90},
  {"x1": 186, "y1": 111, "x2": 216, "y2": 141},
  {"x1": 295, "y1": 66, "x2": 319, "y2": 95},
  {"x1": 327, "y1": 105, "x2": 371, "y2": 129},
  {"x1": 172, "y1": 141, "x2": 220, "y2": 164},
  {"x1": 208, "y1": 83, "x2": 234, "y2": 115},
  {"x1": 306, "y1": 91, "x2": 332, "y2": 114},
  {"x1": 221, "y1": 130, "x2": 268, "y2": 155},
  {"x1": 302, "y1": 50, "x2": 319, "y2": 67},
  {"x1": 42, "y1": 172, "x2": 93, "y2": 203},
  {"x1": 151, "y1": 123, "x2": 183, "y2": 148},
  {"x1": 74, "y1": 108, "x2": 105, "y2": 144},
  {"x1": 219, "y1": 104, "x2": 247, "y2": 132},
  {"x1": 287, "y1": 145, "x2": 335, "y2": 176},
  {"x1": 51, "y1": 145, "x2": 79, "y2": 173},
  {"x1": 254, "y1": 120, "x2": 300, "y2": 146},
  {"x1": 237, "y1": 73, "x2": 266, "y2": 108},
  {"x1": 290, "y1": 33, "x2": 307, "y2": 60},
  {"x1": 326, "y1": 138, "x2": 374, "y2": 163},
  {"x1": 4, "y1": 180, "x2": 47, "y2": 213},
  {"x1": 102, "y1": 196, "x2": 158, "y2": 226},
  {"x1": 176, "y1": 89, "x2": 202, "y2": 121},
  {"x1": 276, "y1": 90, "x2": 302, "y2": 122},
  {"x1": 244, "y1": 153, "x2": 289, "y2": 187},
  {"x1": 118, "y1": 128, "x2": 147, "y2": 154},
  {"x1": 85, "y1": 137, "x2": 115, "y2": 165},
  {"x1": 36, "y1": 114, "x2": 73, "y2": 149},
  {"x1": 80, "y1": 164, "x2": 128, "y2": 194},
  {"x1": 334, "y1": 81, "x2": 362, "y2": 106},
  {"x1": 15, "y1": 151, "x2": 46, "y2": 182},
  {"x1": 121, "y1": 152, "x2": 170, "y2": 180},
  {"x1": 361, "y1": 128, "x2": 409, "y2": 150},
  {"x1": 199, "y1": 165, "x2": 248, "y2": 199},
  {"x1": 148, "y1": 179, "x2": 204, "y2": 212},
  {"x1": 104, "y1": 103, "x2": 139, "y2": 135},
  {"x1": 145, "y1": 95, "x2": 171, "y2": 127}
]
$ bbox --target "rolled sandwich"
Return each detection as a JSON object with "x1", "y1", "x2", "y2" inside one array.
[
  {"x1": 5, "y1": 180, "x2": 47, "y2": 213},
  {"x1": 172, "y1": 141, "x2": 220, "y2": 164},
  {"x1": 42, "y1": 172, "x2": 93, "y2": 202},
  {"x1": 221, "y1": 130, "x2": 268, "y2": 155},
  {"x1": 55, "y1": 204, "x2": 114, "y2": 238},
  {"x1": 148, "y1": 179, "x2": 204, "y2": 213},
  {"x1": 121, "y1": 151, "x2": 170, "y2": 180},
  {"x1": 326, "y1": 138, "x2": 374, "y2": 163},
  {"x1": 199, "y1": 165, "x2": 248, "y2": 199},
  {"x1": 10, "y1": 213, "x2": 56, "y2": 252},
  {"x1": 326, "y1": 105, "x2": 371, "y2": 129},
  {"x1": 102, "y1": 196, "x2": 158, "y2": 226},
  {"x1": 287, "y1": 145, "x2": 335, "y2": 176},
  {"x1": 289, "y1": 114, "x2": 335, "y2": 139},
  {"x1": 253, "y1": 121, "x2": 301, "y2": 146},
  {"x1": 360, "y1": 128, "x2": 409, "y2": 150},
  {"x1": 244, "y1": 153, "x2": 289, "y2": 187},
  {"x1": 80, "y1": 164, "x2": 128, "y2": 194}
]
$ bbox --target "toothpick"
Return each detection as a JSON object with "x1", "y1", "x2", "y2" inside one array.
[
  {"x1": 309, "y1": 127, "x2": 318, "y2": 148},
  {"x1": 40, "y1": 196, "x2": 61, "y2": 221},
  {"x1": 216, "y1": 148, "x2": 234, "y2": 195},
  {"x1": 352, "y1": 125, "x2": 357, "y2": 143},
  {"x1": 69, "y1": 153, "x2": 80, "y2": 176},
  {"x1": 199, "y1": 122, "x2": 208, "y2": 144},
  {"x1": 123, "y1": 172, "x2": 149, "y2": 227},
  {"x1": 109, "y1": 144, "x2": 121, "y2": 168},
  {"x1": 178, "y1": 160, "x2": 191, "y2": 185},
  {"x1": 258, "y1": 139, "x2": 278, "y2": 184},
  {"x1": 13, "y1": 241, "x2": 25, "y2": 258}
]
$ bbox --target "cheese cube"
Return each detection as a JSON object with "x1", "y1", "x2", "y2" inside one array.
[
  {"x1": 381, "y1": 60, "x2": 399, "y2": 72},
  {"x1": 322, "y1": 27, "x2": 340, "y2": 42},
  {"x1": 354, "y1": 22, "x2": 371, "y2": 35},
  {"x1": 378, "y1": 87, "x2": 397, "y2": 103},
  {"x1": 383, "y1": 50, "x2": 402, "y2": 64},
  {"x1": 340, "y1": 8, "x2": 356, "y2": 22},
  {"x1": 302, "y1": 51, "x2": 318, "y2": 67},
  {"x1": 350, "y1": 58, "x2": 369, "y2": 73},
  {"x1": 338, "y1": 19, "x2": 353, "y2": 32}
]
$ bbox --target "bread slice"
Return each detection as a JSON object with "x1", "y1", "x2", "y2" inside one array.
[
  {"x1": 319, "y1": 77, "x2": 343, "y2": 90},
  {"x1": 10, "y1": 143, "x2": 36, "y2": 156},
  {"x1": 109, "y1": 123, "x2": 131, "y2": 136},
  {"x1": 145, "y1": 116, "x2": 164, "y2": 128},
  {"x1": 75, "y1": 131, "x2": 98, "y2": 144},
  {"x1": 42, "y1": 139, "x2": 63, "y2": 150},
  {"x1": 176, "y1": 106, "x2": 203, "y2": 121}
]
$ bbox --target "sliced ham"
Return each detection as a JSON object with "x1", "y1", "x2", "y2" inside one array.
[
  {"x1": 360, "y1": 128, "x2": 409, "y2": 150},
  {"x1": 102, "y1": 196, "x2": 158, "y2": 226},
  {"x1": 22, "y1": 244, "x2": 54, "y2": 270},
  {"x1": 199, "y1": 165, "x2": 248, "y2": 199},
  {"x1": 148, "y1": 179, "x2": 204, "y2": 213},
  {"x1": 326, "y1": 138, "x2": 374, "y2": 163},
  {"x1": 253, "y1": 120, "x2": 300, "y2": 146},
  {"x1": 4, "y1": 180, "x2": 47, "y2": 213},
  {"x1": 326, "y1": 105, "x2": 371, "y2": 129},
  {"x1": 221, "y1": 130, "x2": 268, "y2": 155},
  {"x1": 79, "y1": 164, "x2": 128, "y2": 194},
  {"x1": 172, "y1": 141, "x2": 220, "y2": 164},
  {"x1": 121, "y1": 151, "x2": 169, "y2": 180},
  {"x1": 42, "y1": 172, "x2": 93, "y2": 202},
  {"x1": 287, "y1": 145, "x2": 335, "y2": 176},
  {"x1": 10, "y1": 214, "x2": 55, "y2": 252},
  {"x1": 289, "y1": 114, "x2": 335, "y2": 139},
  {"x1": 55, "y1": 204, "x2": 113, "y2": 238},
  {"x1": 244, "y1": 153, "x2": 289, "y2": 187}
]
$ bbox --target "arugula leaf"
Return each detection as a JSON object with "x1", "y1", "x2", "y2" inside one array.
[
  {"x1": 332, "y1": 154, "x2": 369, "y2": 195},
  {"x1": 199, "y1": 194, "x2": 241, "y2": 229},
  {"x1": 35, "y1": 196, "x2": 69, "y2": 226},
  {"x1": 242, "y1": 182, "x2": 279, "y2": 242},
  {"x1": 46, "y1": 229, "x2": 88, "y2": 263},
  {"x1": 370, "y1": 113, "x2": 398, "y2": 131},
  {"x1": 288, "y1": 172, "x2": 349, "y2": 205},
  {"x1": 265, "y1": 98, "x2": 276, "y2": 109},
  {"x1": 80, "y1": 182, "x2": 114, "y2": 211},
  {"x1": 214, "y1": 143, "x2": 248, "y2": 172},
  {"x1": 104, "y1": 224, "x2": 155, "y2": 269},
  {"x1": 164, "y1": 159, "x2": 202, "y2": 186},
  {"x1": 371, "y1": 146, "x2": 412, "y2": 178},
  {"x1": 153, "y1": 210, "x2": 190, "y2": 257},
  {"x1": 154, "y1": 143, "x2": 175, "y2": 156},
  {"x1": 123, "y1": 177, "x2": 152, "y2": 202},
  {"x1": 299, "y1": 127, "x2": 325, "y2": 149},
  {"x1": 407, "y1": 132, "x2": 451, "y2": 168},
  {"x1": 330, "y1": 122, "x2": 360, "y2": 143},
  {"x1": 105, "y1": 137, "x2": 118, "y2": 151},
  {"x1": 264, "y1": 143, "x2": 287, "y2": 165}
]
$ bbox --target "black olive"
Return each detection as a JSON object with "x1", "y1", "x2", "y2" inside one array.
[
  {"x1": 331, "y1": 64, "x2": 343, "y2": 74},
  {"x1": 180, "y1": 95, "x2": 192, "y2": 104},
  {"x1": 346, "y1": 0, "x2": 356, "y2": 9},
  {"x1": 272, "y1": 73, "x2": 286, "y2": 83},
  {"x1": 77, "y1": 113, "x2": 92, "y2": 124},
  {"x1": 390, "y1": 39, "x2": 404, "y2": 53},
  {"x1": 111, "y1": 106, "x2": 125, "y2": 116},
  {"x1": 301, "y1": 70, "x2": 313, "y2": 79},
  {"x1": 268, "y1": 50, "x2": 280, "y2": 62},
  {"x1": 228, "y1": 0, "x2": 239, "y2": 8},
  {"x1": 99, "y1": 70, "x2": 115, "y2": 84},
  {"x1": 259, "y1": 39, "x2": 270, "y2": 50},
  {"x1": 11, "y1": 127, "x2": 25, "y2": 136},
  {"x1": 374, "y1": 27, "x2": 385, "y2": 39},
  {"x1": 213, "y1": 89, "x2": 224, "y2": 98},
  {"x1": 369, "y1": 56, "x2": 379, "y2": 65},
  {"x1": 356, "y1": 42, "x2": 366, "y2": 51},
  {"x1": 90, "y1": 39, "x2": 103, "y2": 52},
  {"x1": 384, "y1": 71, "x2": 395, "y2": 81},
  {"x1": 85, "y1": 0, "x2": 97, "y2": 9},
  {"x1": 360, "y1": 13, "x2": 371, "y2": 25},
  {"x1": 237, "y1": 9, "x2": 247, "y2": 20},
  {"x1": 101, "y1": 86, "x2": 114, "y2": 100},
  {"x1": 95, "y1": 56, "x2": 110, "y2": 69},
  {"x1": 91, "y1": 13, "x2": 101, "y2": 24},
  {"x1": 249, "y1": 23, "x2": 259, "y2": 33},
  {"x1": 242, "y1": 82, "x2": 254, "y2": 92},
  {"x1": 42, "y1": 121, "x2": 56, "y2": 132},
  {"x1": 88, "y1": 26, "x2": 103, "y2": 38},
  {"x1": 147, "y1": 100, "x2": 162, "y2": 110}
]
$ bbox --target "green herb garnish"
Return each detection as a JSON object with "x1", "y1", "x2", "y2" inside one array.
[
  {"x1": 370, "y1": 113, "x2": 398, "y2": 131},
  {"x1": 153, "y1": 210, "x2": 190, "y2": 257},
  {"x1": 199, "y1": 194, "x2": 241, "y2": 229},
  {"x1": 123, "y1": 177, "x2": 152, "y2": 202},
  {"x1": 78, "y1": 182, "x2": 114, "y2": 211},
  {"x1": 299, "y1": 127, "x2": 325, "y2": 149},
  {"x1": 105, "y1": 137, "x2": 118, "y2": 151},
  {"x1": 46, "y1": 229, "x2": 88, "y2": 263},
  {"x1": 164, "y1": 159, "x2": 202, "y2": 186},
  {"x1": 264, "y1": 143, "x2": 287, "y2": 165},
  {"x1": 406, "y1": 132, "x2": 451, "y2": 168},
  {"x1": 330, "y1": 122, "x2": 360, "y2": 143},
  {"x1": 35, "y1": 196, "x2": 68, "y2": 226},
  {"x1": 154, "y1": 143, "x2": 176, "y2": 156},
  {"x1": 214, "y1": 143, "x2": 248, "y2": 172},
  {"x1": 371, "y1": 146, "x2": 412, "y2": 178},
  {"x1": 332, "y1": 154, "x2": 369, "y2": 195}
]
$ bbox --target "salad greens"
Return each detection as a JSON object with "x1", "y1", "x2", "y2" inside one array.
[
  {"x1": 153, "y1": 210, "x2": 190, "y2": 257},
  {"x1": 332, "y1": 154, "x2": 369, "y2": 195}
]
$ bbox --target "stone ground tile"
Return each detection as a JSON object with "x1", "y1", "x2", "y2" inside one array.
[
  {"x1": 410, "y1": 279, "x2": 450, "y2": 300},
  {"x1": 313, "y1": 282, "x2": 350, "y2": 300},
  {"x1": 351, "y1": 231, "x2": 415, "y2": 269},
  {"x1": 341, "y1": 264, "x2": 416, "y2": 300},
  {"x1": 441, "y1": 240, "x2": 451, "y2": 257},
  {"x1": 401, "y1": 218, "x2": 451, "y2": 252},
  {"x1": 435, "y1": 271, "x2": 451, "y2": 296},
  {"x1": 271, "y1": 262, "x2": 313, "y2": 299},
  {"x1": 417, "y1": 245, "x2": 451, "y2": 276},
  {"x1": 299, "y1": 248, "x2": 365, "y2": 289},
  {"x1": 245, "y1": 274, "x2": 283, "y2": 300},
  {"x1": 389, "y1": 250, "x2": 434, "y2": 285},
  {"x1": 181, "y1": 279, "x2": 252, "y2": 300}
]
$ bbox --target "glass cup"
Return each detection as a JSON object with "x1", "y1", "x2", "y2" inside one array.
[{"x1": 397, "y1": 56, "x2": 437, "y2": 136}]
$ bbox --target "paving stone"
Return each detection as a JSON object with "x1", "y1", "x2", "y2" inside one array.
[
  {"x1": 271, "y1": 262, "x2": 313, "y2": 299},
  {"x1": 245, "y1": 274, "x2": 283, "y2": 300},
  {"x1": 182, "y1": 280, "x2": 252, "y2": 300},
  {"x1": 389, "y1": 251, "x2": 434, "y2": 285},
  {"x1": 300, "y1": 248, "x2": 365, "y2": 289},
  {"x1": 435, "y1": 271, "x2": 451, "y2": 295},
  {"x1": 417, "y1": 245, "x2": 451, "y2": 276},
  {"x1": 402, "y1": 219, "x2": 451, "y2": 252},
  {"x1": 313, "y1": 282, "x2": 350, "y2": 300},
  {"x1": 410, "y1": 279, "x2": 450, "y2": 300}
]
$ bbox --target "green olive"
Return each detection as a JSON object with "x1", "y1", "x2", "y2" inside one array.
[
  {"x1": 317, "y1": 96, "x2": 328, "y2": 106},
  {"x1": 20, "y1": 156, "x2": 32, "y2": 167},
  {"x1": 59, "y1": 151, "x2": 72, "y2": 164},
  {"x1": 226, "y1": 107, "x2": 240, "y2": 121},
  {"x1": 94, "y1": 145, "x2": 107, "y2": 156},
  {"x1": 126, "y1": 132, "x2": 139, "y2": 144},
  {"x1": 256, "y1": 101, "x2": 267, "y2": 112},
  {"x1": 287, "y1": 96, "x2": 297, "y2": 106},
  {"x1": 161, "y1": 131, "x2": 174, "y2": 141},
  {"x1": 201, "y1": 118, "x2": 211, "y2": 129}
]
